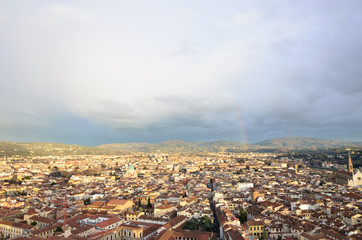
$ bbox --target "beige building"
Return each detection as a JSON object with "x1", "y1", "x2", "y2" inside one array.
[
  {"x1": 154, "y1": 204, "x2": 176, "y2": 218},
  {"x1": 246, "y1": 220, "x2": 265, "y2": 238},
  {"x1": 250, "y1": 189, "x2": 264, "y2": 203},
  {"x1": 89, "y1": 223, "x2": 158, "y2": 240},
  {"x1": 0, "y1": 209, "x2": 23, "y2": 221},
  {"x1": 0, "y1": 220, "x2": 33, "y2": 239},
  {"x1": 342, "y1": 212, "x2": 362, "y2": 226},
  {"x1": 107, "y1": 199, "x2": 133, "y2": 214},
  {"x1": 126, "y1": 212, "x2": 144, "y2": 221}
]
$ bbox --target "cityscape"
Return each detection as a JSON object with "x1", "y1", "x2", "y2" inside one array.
[
  {"x1": 0, "y1": 140, "x2": 361, "y2": 240},
  {"x1": 1, "y1": 1, "x2": 362, "y2": 239}
]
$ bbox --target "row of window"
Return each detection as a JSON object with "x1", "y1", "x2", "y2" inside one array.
[
  {"x1": 98, "y1": 229, "x2": 142, "y2": 240},
  {"x1": 249, "y1": 226, "x2": 263, "y2": 231},
  {"x1": 0, "y1": 227, "x2": 22, "y2": 234}
]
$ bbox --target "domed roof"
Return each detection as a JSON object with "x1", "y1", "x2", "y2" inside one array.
[{"x1": 128, "y1": 164, "x2": 135, "y2": 170}]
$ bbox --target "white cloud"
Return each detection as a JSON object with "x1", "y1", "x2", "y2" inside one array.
[
  {"x1": 0, "y1": 6, "x2": 6, "y2": 24},
  {"x1": 23, "y1": 4, "x2": 93, "y2": 26},
  {"x1": 226, "y1": 11, "x2": 259, "y2": 27},
  {"x1": 47, "y1": 4, "x2": 92, "y2": 22}
]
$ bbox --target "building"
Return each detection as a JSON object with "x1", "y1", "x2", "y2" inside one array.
[
  {"x1": 107, "y1": 199, "x2": 133, "y2": 214},
  {"x1": 250, "y1": 189, "x2": 264, "y2": 203},
  {"x1": 156, "y1": 229, "x2": 211, "y2": 240},
  {"x1": 126, "y1": 212, "x2": 145, "y2": 222},
  {"x1": 0, "y1": 209, "x2": 23, "y2": 221},
  {"x1": 154, "y1": 204, "x2": 176, "y2": 218},
  {"x1": 245, "y1": 220, "x2": 265, "y2": 238},
  {"x1": 124, "y1": 164, "x2": 137, "y2": 178},
  {"x1": 89, "y1": 222, "x2": 159, "y2": 240},
  {"x1": 333, "y1": 151, "x2": 362, "y2": 187},
  {"x1": 237, "y1": 182, "x2": 254, "y2": 191},
  {"x1": 0, "y1": 220, "x2": 33, "y2": 239}
]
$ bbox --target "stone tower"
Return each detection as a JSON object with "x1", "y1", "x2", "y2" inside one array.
[{"x1": 348, "y1": 151, "x2": 354, "y2": 174}]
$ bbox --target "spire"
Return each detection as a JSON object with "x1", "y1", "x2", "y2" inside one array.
[{"x1": 348, "y1": 150, "x2": 354, "y2": 174}]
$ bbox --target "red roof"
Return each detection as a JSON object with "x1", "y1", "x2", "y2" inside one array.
[
  {"x1": 108, "y1": 199, "x2": 128, "y2": 206},
  {"x1": 96, "y1": 217, "x2": 122, "y2": 228}
]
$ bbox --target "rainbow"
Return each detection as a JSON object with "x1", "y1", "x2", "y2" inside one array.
[{"x1": 233, "y1": 103, "x2": 248, "y2": 151}]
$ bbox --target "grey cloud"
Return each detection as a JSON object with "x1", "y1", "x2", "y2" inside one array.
[
  {"x1": 1, "y1": 1, "x2": 362, "y2": 145},
  {"x1": 73, "y1": 95, "x2": 239, "y2": 140}
]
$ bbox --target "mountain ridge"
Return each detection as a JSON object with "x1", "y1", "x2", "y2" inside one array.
[
  {"x1": 0, "y1": 137, "x2": 361, "y2": 156},
  {"x1": 255, "y1": 137, "x2": 361, "y2": 149}
]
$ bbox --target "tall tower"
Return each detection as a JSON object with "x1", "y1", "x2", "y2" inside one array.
[{"x1": 348, "y1": 151, "x2": 354, "y2": 174}]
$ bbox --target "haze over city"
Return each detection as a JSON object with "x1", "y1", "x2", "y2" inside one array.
[{"x1": 1, "y1": 0, "x2": 362, "y2": 145}]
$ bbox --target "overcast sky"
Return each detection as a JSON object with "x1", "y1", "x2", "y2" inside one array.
[{"x1": 1, "y1": 0, "x2": 362, "y2": 146}]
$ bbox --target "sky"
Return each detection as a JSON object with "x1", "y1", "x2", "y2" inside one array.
[{"x1": 0, "y1": 0, "x2": 362, "y2": 146}]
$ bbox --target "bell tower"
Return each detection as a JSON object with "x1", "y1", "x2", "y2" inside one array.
[{"x1": 348, "y1": 150, "x2": 354, "y2": 174}]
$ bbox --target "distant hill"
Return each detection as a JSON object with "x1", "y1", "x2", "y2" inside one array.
[
  {"x1": 96, "y1": 142, "x2": 153, "y2": 152},
  {"x1": 0, "y1": 141, "x2": 121, "y2": 157},
  {"x1": 97, "y1": 140, "x2": 254, "y2": 153},
  {"x1": 0, "y1": 137, "x2": 361, "y2": 156},
  {"x1": 255, "y1": 137, "x2": 362, "y2": 149}
]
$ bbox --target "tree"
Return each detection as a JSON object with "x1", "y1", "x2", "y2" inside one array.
[
  {"x1": 83, "y1": 198, "x2": 91, "y2": 205},
  {"x1": 184, "y1": 218, "x2": 199, "y2": 230},
  {"x1": 236, "y1": 158, "x2": 245, "y2": 164},
  {"x1": 31, "y1": 221, "x2": 37, "y2": 226},
  {"x1": 138, "y1": 198, "x2": 142, "y2": 206},
  {"x1": 200, "y1": 216, "x2": 213, "y2": 232},
  {"x1": 55, "y1": 226, "x2": 63, "y2": 233},
  {"x1": 319, "y1": 180, "x2": 326, "y2": 186},
  {"x1": 238, "y1": 209, "x2": 247, "y2": 224},
  {"x1": 184, "y1": 216, "x2": 213, "y2": 232},
  {"x1": 147, "y1": 197, "x2": 152, "y2": 208},
  {"x1": 260, "y1": 230, "x2": 268, "y2": 240}
]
